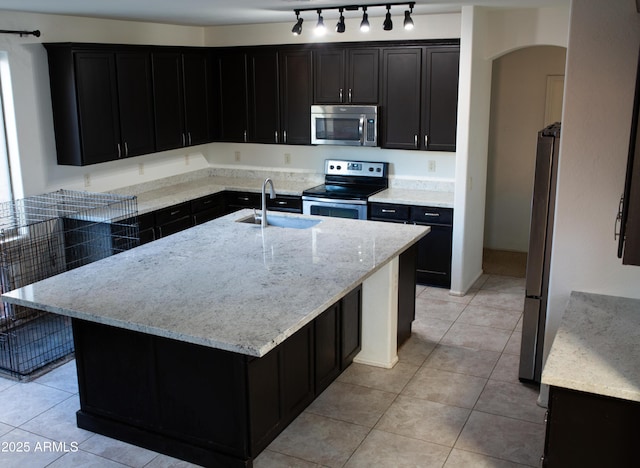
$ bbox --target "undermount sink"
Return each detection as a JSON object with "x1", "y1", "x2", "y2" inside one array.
[{"x1": 236, "y1": 214, "x2": 321, "y2": 229}]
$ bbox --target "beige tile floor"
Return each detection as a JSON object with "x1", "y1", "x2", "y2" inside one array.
[{"x1": 0, "y1": 274, "x2": 545, "y2": 467}]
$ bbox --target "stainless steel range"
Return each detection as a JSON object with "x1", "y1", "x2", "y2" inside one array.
[{"x1": 302, "y1": 159, "x2": 389, "y2": 220}]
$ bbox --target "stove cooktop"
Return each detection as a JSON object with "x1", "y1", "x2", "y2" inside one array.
[
  {"x1": 302, "y1": 183, "x2": 386, "y2": 201},
  {"x1": 302, "y1": 159, "x2": 389, "y2": 201}
]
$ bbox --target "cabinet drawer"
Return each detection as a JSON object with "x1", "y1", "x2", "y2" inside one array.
[
  {"x1": 191, "y1": 193, "x2": 224, "y2": 213},
  {"x1": 225, "y1": 191, "x2": 260, "y2": 208},
  {"x1": 154, "y1": 202, "x2": 191, "y2": 226},
  {"x1": 268, "y1": 195, "x2": 302, "y2": 213},
  {"x1": 369, "y1": 203, "x2": 409, "y2": 221},
  {"x1": 157, "y1": 216, "x2": 193, "y2": 238},
  {"x1": 410, "y1": 206, "x2": 453, "y2": 226}
]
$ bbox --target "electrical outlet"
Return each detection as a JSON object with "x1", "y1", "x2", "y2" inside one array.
[
  {"x1": 185, "y1": 154, "x2": 190, "y2": 166},
  {"x1": 83, "y1": 173, "x2": 91, "y2": 187},
  {"x1": 138, "y1": 163, "x2": 144, "y2": 175},
  {"x1": 284, "y1": 153, "x2": 291, "y2": 164},
  {"x1": 428, "y1": 160, "x2": 436, "y2": 172},
  {"x1": 234, "y1": 151, "x2": 241, "y2": 162}
]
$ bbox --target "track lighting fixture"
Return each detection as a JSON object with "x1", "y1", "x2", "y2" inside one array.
[
  {"x1": 404, "y1": 4, "x2": 414, "y2": 30},
  {"x1": 290, "y1": 2, "x2": 415, "y2": 36},
  {"x1": 336, "y1": 8, "x2": 346, "y2": 33},
  {"x1": 315, "y1": 10, "x2": 326, "y2": 35},
  {"x1": 291, "y1": 11, "x2": 303, "y2": 36},
  {"x1": 383, "y1": 5, "x2": 393, "y2": 31},
  {"x1": 360, "y1": 7, "x2": 370, "y2": 32}
]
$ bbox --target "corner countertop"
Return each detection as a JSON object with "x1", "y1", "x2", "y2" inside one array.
[
  {"x1": 369, "y1": 188, "x2": 454, "y2": 208},
  {"x1": 541, "y1": 291, "x2": 640, "y2": 403},
  {"x1": 2, "y1": 210, "x2": 429, "y2": 358}
]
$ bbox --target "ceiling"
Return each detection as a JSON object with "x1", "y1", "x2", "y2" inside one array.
[{"x1": 0, "y1": 0, "x2": 567, "y2": 27}]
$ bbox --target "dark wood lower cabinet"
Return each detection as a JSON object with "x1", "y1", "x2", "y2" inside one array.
[
  {"x1": 72, "y1": 285, "x2": 362, "y2": 467},
  {"x1": 543, "y1": 386, "x2": 640, "y2": 467}
]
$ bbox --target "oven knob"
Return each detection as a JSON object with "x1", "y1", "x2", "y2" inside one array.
[
  {"x1": 376, "y1": 168, "x2": 381, "y2": 172},
  {"x1": 369, "y1": 167, "x2": 374, "y2": 172},
  {"x1": 337, "y1": 165, "x2": 342, "y2": 170},
  {"x1": 329, "y1": 165, "x2": 335, "y2": 170}
]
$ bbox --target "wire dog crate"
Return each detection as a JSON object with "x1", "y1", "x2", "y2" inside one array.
[{"x1": 0, "y1": 190, "x2": 139, "y2": 380}]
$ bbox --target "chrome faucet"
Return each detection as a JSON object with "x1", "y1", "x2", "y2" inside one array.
[{"x1": 259, "y1": 178, "x2": 276, "y2": 228}]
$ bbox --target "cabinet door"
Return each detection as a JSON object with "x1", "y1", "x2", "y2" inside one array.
[
  {"x1": 281, "y1": 323, "x2": 314, "y2": 423},
  {"x1": 152, "y1": 52, "x2": 186, "y2": 151},
  {"x1": 280, "y1": 50, "x2": 312, "y2": 145},
  {"x1": 341, "y1": 286, "x2": 362, "y2": 369},
  {"x1": 416, "y1": 224, "x2": 452, "y2": 288},
  {"x1": 182, "y1": 51, "x2": 212, "y2": 146},
  {"x1": 247, "y1": 49, "x2": 280, "y2": 143},
  {"x1": 423, "y1": 47, "x2": 459, "y2": 152},
  {"x1": 315, "y1": 304, "x2": 340, "y2": 394},
  {"x1": 381, "y1": 48, "x2": 422, "y2": 150},
  {"x1": 348, "y1": 48, "x2": 379, "y2": 104},
  {"x1": 74, "y1": 52, "x2": 121, "y2": 164},
  {"x1": 215, "y1": 52, "x2": 248, "y2": 142},
  {"x1": 314, "y1": 49, "x2": 346, "y2": 103},
  {"x1": 115, "y1": 52, "x2": 156, "y2": 157}
]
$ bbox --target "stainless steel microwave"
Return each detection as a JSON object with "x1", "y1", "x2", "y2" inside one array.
[{"x1": 311, "y1": 105, "x2": 378, "y2": 146}]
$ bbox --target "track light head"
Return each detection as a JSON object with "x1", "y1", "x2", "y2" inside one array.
[
  {"x1": 383, "y1": 5, "x2": 393, "y2": 31},
  {"x1": 360, "y1": 7, "x2": 370, "y2": 32},
  {"x1": 292, "y1": 11, "x2": 303, "y2": 35},
  {"x1": 403, "y1": 4, "x2": 414, "y2": 30},
  {"x1": 315, "y1": 10, "x2": 326, "y2": 35},
  {"x1": 336, "y1": 8, "x2": 346, "y2": 33}
]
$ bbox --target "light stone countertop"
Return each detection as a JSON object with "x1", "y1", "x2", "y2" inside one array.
[
  {"x1": 2, "y1": 210, "x2": 429, "y2": 357},
  {"x1": 541, "y1": 291, "x2": 640, "y2": 402},
  {"x1": 108, "y1": 168, "x2": 455, "y2": 215},
  {"x1": 370, "y1": 188, "x2": 454, "y2": 208}
]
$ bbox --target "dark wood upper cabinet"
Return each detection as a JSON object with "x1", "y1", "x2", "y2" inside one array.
[
  {"x1": 279, "y1": 49, "x2": 312, "y2": 145},
  {"x1": 381, "y1": 45, "x2": 459, "y2": 152},
  {"x1": 115, "y1": 52, "x2": 156, "y2": 157},
  {"x1": 314, "y1": 48, "x2": 378, "y2": 104},
  {"x1": 423, "y1": 47, "x2": 459, "y2": 152},
  {"x1": 152, "y1": 50, "x2": 211, "y2": 151},
  {"x1": 213, "y1": 51, "x2": 248, "y2": 142},
  {"x1": 247, "y1": 49, "x2": 280, "y2": 144},
  {"x1": 45, "y1": 45, "x2": 156, "y2": 166},
  {"x1": 381, "y1": 47, "x2": 422, "y2": 150}
]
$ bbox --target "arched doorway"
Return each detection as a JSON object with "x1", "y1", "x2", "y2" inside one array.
[{"x1": 482, "y1": 45, "x2": 567, "y2": 276}]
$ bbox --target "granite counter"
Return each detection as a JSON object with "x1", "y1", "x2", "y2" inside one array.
[
  {"x1": 541, "y1": 291, "x2": 640, "y2": 402},
  {"x1": 2, "y1": 210, "x2": 428, "y2": 358}
]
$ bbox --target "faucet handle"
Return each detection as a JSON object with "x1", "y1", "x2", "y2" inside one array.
[{"x1": 253, "y1": 208, "x2": 262, "y2": 223}]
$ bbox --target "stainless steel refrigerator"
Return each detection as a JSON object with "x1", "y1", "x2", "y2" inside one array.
[{"x1": 519, "y1": 122, "x2": 561, "y2": 384}]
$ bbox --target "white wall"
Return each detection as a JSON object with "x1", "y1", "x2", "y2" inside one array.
[
  {"x1": 451, "y1": 5, "x2": 569, "y2": 295},
  {"x1": 485, "y1": 46, "x2": 567, "y2": 252},
  {"x1": 545, "y1": 0, "x2": 640, "y2": 365}
]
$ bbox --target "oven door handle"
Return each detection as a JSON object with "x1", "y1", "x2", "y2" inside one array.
[{"x1": 359, "y1": 116, "x2": 365, "y2": 146}]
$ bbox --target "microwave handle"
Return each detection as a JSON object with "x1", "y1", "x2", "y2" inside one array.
[{"x1": 359, "y1": 116, "x2": 365, "y2": 145}]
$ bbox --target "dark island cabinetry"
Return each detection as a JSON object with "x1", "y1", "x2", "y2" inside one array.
[
  {"x1": 543, "y1": 386, "x2": 640, "y2": 467},
  {"x1": 370, "y1": 202, "x2": 453, "y2": 288},
  {"x1": 72, "y1": 285, "x2": 362, "y2": 467},
  {"x1": 45, "y1": 45, "x2": 156, "y2": 166}
]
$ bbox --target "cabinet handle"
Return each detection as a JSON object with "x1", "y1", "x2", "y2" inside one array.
[
  {"x1": 544, "y1": 410, "x2": 549, "y2": 425},
  {"x1": 203, "y1": 200, "x2": 212, "y2": 205},
  {"x1": 275, "y1": 130, "x2": 278, "y2": 143},
  {"x1": 239, "y1": 197, "x2": 250, "y2": 201},
  {"x1": 283, "y1": 130, "x2": 287, "y2": 143},
  {"x1": 124, "y1": 141, "x2": 129, "y2": 157},
  {"x1": 117, "y1": 143, "x2": 122, "y2": 158},
  {"x1": 348, "y1": 88, "x2": 352, "y2": 103},
  {"x1": 414, "y1": 135, "x2": 418, "y2": 148},
  {"x1": 423, "y1": 212, "x2": 440, "y2": 217},
  {"x1": 182, "y1": 133, "x2": 186, "y2": 147},
  {"x1": 424, "y1": 135, "x2": 428, "y2": 148},
  {"x1": 243, "y1": 130, "x2": 247, "y2": 143},
  {"x1": 188, "y1": 132, "x2": 192, "y2": 146},
  {"x1": 276, "y1": 201, "x2": 287, "y2": 205},
  {"x1": 381, "y1": 209, "x2": 396, "y2": 213},
  {"x1": 339, "y1": 88, "x2": 343, "y2": 102}
]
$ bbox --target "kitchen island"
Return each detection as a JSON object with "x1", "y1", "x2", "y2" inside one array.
[{"x1": 2, "y1": 210, "x2": 428, "y2": 467}]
